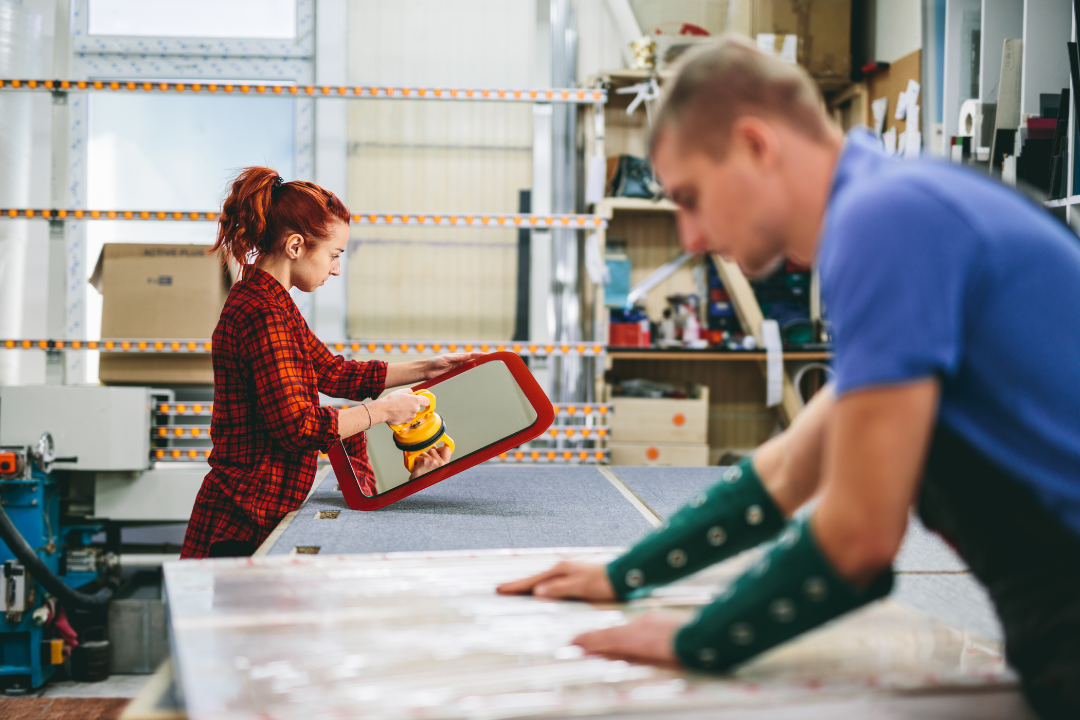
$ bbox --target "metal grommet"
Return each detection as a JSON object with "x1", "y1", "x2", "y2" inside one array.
[
  {"x1": 625, "y1": 569, "x2": 645, "y2": 588},
  {"x1": 667, "y1": 549, "x2": 688, "y2": 568},
  {"x1": 746, "y1": 505, "x2": 764, "y2": 525},
  {"x1": 707, "y1": 526, "x2": 727, "y2": 547}
]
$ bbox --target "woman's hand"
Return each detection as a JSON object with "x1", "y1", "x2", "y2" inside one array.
[
  {"x1": 422, "y1": 352, "x2": 486, "y2": 380},
  {"x1": 408, "y1": 445, "x2": 452, "y2": 479},
  {"x1": 496, "y1": 561, "x2": 617, "y2": 601},
  {"x1": 370, "y1": 391, "x2": 429, "y2": 426},
  {"x1": 571, "y1": 613, "x2": 682, "y2": 666}
]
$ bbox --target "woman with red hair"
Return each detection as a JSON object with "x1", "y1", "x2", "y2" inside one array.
[{"x1": 181, "y1": 167, "x2": 479, "y2": 559}]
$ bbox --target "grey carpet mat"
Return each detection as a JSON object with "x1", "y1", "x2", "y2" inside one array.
[
  {"x1": 607, "y1": 466, "x2": 724, "y2": 518},
  {"x1": 267, "y1": 465, "x2": 654, "y2": 555}
]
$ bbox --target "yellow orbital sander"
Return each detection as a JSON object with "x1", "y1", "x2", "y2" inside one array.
[{"x1": 388, "y1": 389, "x2": 455, "y2": 472}]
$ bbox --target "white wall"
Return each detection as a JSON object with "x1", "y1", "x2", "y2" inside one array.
[{"x1": 876, "y1": 0, "x2": 923, "y2": 63}]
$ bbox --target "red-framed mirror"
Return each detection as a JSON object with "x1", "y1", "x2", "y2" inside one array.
[{"x1": 329, "y1": 352, "x2": 554, "y2": 510}]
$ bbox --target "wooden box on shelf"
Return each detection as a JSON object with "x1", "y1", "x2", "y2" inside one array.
[{"x1": 610, "y1": 384, "x2": 709, "y2": 445}]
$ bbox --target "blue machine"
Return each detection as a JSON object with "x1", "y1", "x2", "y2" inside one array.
[{"x1": 0, "y1": 434, "x2": 104, "y2": 692}]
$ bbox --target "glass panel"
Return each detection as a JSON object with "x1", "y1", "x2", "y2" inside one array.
[
  {"x1": 365, "y1": 360, "x2": 537, "y2": 495},
  {"x1": 88, "y1": 0, "x2": 297, "y2": 39},
  {"x1": 86, "y1": 91, "x2": 294, "y2": 380}
]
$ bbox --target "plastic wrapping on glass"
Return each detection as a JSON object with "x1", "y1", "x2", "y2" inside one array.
[{"x1": 164, "y1": 547, "x2": 1014, "y2": 720}]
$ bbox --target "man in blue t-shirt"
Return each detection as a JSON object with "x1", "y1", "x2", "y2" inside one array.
[{"x1": 500, "y1": 38, "x2": 1080, "y2": 719}]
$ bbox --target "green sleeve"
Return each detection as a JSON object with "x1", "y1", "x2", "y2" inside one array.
[
  {"x1": 606, "y1": 457, "x2": 786, "y2": 599},
  {"x1": 674, "y1": 515, "x2": 894, "y2": 671}
]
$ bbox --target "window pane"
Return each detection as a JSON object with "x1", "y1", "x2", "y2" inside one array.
[
  {"x1": 88, "y1": 0, "x2": 296, "y2": 38},
  {"x1": 85, "y1": 92, "x2": 294, "y2": 379}
]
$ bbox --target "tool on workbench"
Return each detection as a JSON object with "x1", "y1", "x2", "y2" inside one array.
[{"x1": 388, "y1": 390, "x2": 456, "y2": 472}]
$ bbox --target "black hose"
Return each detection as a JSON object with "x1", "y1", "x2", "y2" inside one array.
[{"x1": 0, "y1": 503, "x2": 113, "y2": 610}]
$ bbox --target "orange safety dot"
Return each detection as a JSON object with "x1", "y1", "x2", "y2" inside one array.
[
  {"x1": 174, "y1": 428, "x2": 184, "y2": 437},
  {"x1": 157, "y1": 428, "x2": 167, "y2": 436},
  {"x1": 646, "y1": 447, "x2": 660, "y2": 461},
  {"x1": 565, "y1": 429, "x2": 575, "y2": 437},
  {"x1": 137, "y1": 341, "x2": 147, "y2": 350},
  {"x1": 496, "y1": 344, "x2": 505, "y2": 352},
  {"x1": 549, "y1": 429, "x2": 558, "y2": 437},
  {"x1": 514, "y1": 451, "x2": 524, "y2": 460},
  {"x1": 583, "y1": 406, "x2": 593, "y2": 414},
  {"x1": 240, "y1": 85, "x2": 251, "y2": 93},
  {"x1": 415, "y1": 344, "x2": 426, "y2": 352},
  {"x1": 105, "y1": 342, "x2": 115, "y2": 350},
  {"x1": 171, "y1": 450, "x2": 181, "y2": 458},
  {"x1": 188, "y1": 450, "x2": 198, "y2": 458},
  {"x1": 173, "y1": 212, "x2": 182, "y2": 220},
  {"x1": 579, "y1": 451, "x2": 588, "y2": 460},
  {"x1": 193, "y1": 84, "x2": 202, "y2": 92},
  {"x1": 400, "y1": 344, "x2": 409, "y2": 353},
  {"x1": 544, "y1": 345, "x2": 554, "y2": 353},
  {"x1": 193, "y1": 404, "x2": 203, "y2": 413},
  {"x1": 334, "y1": 343, "x2": 344, "y2": 352},
  {"x1": 367, "y1": 344, "x2": 377, "y2": 352},
  {"x1": 595, "y1": 451, "x2": 604, "y2": 460},
  {"x1": 598, "y1": 429, "x2": 608, "y2": 437},
  {"x1": 177, "y1": 405, "x2": 186, "y2": 413},
  {"x1": 480, "y1": 344, "x2": 490, "y2": 352},
  {"x1": 5, "y1": 340, "x2": 14, "y2": 349},
  {"x1": 169, "y1": 342, "x2": 179, "y2": 350},
  {"x1": 599, "y1": 406, "x2": 609, "y2": 415},
  {"x1": 512, "y1": 344, "x2": 522, "y2": 353},
  {"x1": 581, "y1": 429, "x2": 591, "y2": 437},
  {"x1": 672, "y1": 413, "x2": 686, "y2": 427},
  {"x1": 156, "y1": 450, "x2": 165, "y2": 458},
  {"x1": 153, "y1": 341, "x2": 163, "y2": 350},
  {"x1": 530, "y1": 451, "x2": 540, "y2": 460},
  {"x1": 120, "y1": 342, "x2": 131, "y2": 350},
  {"x1": 383, "y1": 344, "x2": 393, "y2": 353},
  {"x1": 546, "y1": 451, "x2": 556, "y2": 460},
  {"x1": 351, "y1": 343, "x2": 360, "y2": 352},
  {"x1": 498, "y1": 452, "x2": 507, "y2": 460},
  {"x1": 448, "y1": 344, "x2": 458, "y2": 352},
  {"x1": 187, "y1": 342, "x2": 196, "y2": 350},
  {"x1": 528, "y1": 344, "x2": 537, "y2": 353},
  {"x1": 204, "y1": 341, "x2": 212, "y2": 351},
  {"x1": 191, "y1": 428, "x2": 201, "y2": 437},
  {"x1": 562, "y1": 451, "x2": 572, "y2": 460},
  {"x1": 432, "y1": 344, "x2": 442, "y2": 352},
  {"x1": 159, "y1": 404, "x2": 169, "y2": 412}
]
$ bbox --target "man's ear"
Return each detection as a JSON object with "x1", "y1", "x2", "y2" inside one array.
[{"x1": 731, "y1": 116, "x2": 780, "y2": 171}]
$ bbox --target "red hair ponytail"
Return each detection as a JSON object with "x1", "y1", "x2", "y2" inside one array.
[{"x1": 212, "y1": 166, "x2": 351, "y2": 267}]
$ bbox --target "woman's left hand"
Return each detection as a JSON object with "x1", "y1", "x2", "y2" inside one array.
[
  {"x1": 423, "y1": 352, "x2": 486, "y2": 380},
  {"x1": 571, "y1": 613, "x2": 682, "y2": 666}
]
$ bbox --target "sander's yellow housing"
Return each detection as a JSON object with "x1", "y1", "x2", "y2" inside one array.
[{"x1": 388, "y1": 389, "x2": 455, "y2": 472}]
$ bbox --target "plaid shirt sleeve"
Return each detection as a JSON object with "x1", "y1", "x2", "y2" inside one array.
[
  {"x1": 305, "y1": 326, "x2": 388, "y2": 401},
  {"x1": 247, "y1": 308, "x2": 341, "y2": 452}
]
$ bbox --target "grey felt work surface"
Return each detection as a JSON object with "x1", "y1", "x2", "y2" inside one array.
[{"x1": 266, "y1": 465, "x2": 655, "y2": 555}]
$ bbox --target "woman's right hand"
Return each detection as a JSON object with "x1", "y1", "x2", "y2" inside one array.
[
  {"x1": 372, "y1": 391, "x2": 430, "y2": 426},
  {"x1": 496, "y1": 561, "x2": 617, "y2": 602}
]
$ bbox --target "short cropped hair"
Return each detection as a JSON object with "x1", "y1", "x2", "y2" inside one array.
[{"x1": 651, "y1": 36, "x2": 832, "y2": 159}]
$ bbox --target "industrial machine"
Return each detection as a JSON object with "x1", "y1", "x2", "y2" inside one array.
[
  {"x1": 0, "y1": 385, "x2": 208, "y2": 692},
  {"x1": 0, "y1": 432, "x2": 114, "y2": 692}
]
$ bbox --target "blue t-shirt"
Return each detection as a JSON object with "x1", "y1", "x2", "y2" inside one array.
[{"x1": 820, "y1": 129, "x2": 1080, "y2": 535}]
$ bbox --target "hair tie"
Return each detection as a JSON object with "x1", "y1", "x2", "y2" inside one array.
[{"x1": 272, "y1": 176, "x2": 284, "y2": 190}]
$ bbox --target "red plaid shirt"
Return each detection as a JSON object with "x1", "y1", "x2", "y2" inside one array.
[{"x1": 181, "y1": 267, "x2": 386, "y2": 558}]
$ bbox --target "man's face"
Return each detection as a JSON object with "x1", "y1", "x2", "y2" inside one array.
[{"x1": 652, "y1": 123, "x2": 788, "y2": 277}]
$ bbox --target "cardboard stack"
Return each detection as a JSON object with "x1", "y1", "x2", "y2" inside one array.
[{"x1": 90, "y1": 244, "x2": 230, "y2": 385}]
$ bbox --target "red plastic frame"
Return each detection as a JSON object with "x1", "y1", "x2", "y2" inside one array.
[{"x1": 329, "y1": 352, "x2": 555, "y2": 510}]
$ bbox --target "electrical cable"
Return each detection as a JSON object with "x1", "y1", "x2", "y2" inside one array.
[{"x1": 0, "y1": 503, "x2": 114, "y2": 610}]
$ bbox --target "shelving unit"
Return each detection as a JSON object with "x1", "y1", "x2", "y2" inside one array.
[{"x1": 581, "y1": 70, "x2": 825, "y2": 460}]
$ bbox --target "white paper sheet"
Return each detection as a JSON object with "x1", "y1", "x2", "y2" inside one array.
[
  {"x1": 585, "y1": 155, "x2": 607, "y2": 205},
  {"x1": 762, "y1": 319, "x2": 783, "y2": 408},
  {"x1": 756, "y1": 33, "x2": 776, "y2": 56},
  {"x1": 584, "y1": 232, "x2": 609, "y2": 284},
  {"x1": 871, "y1": 97, "x2": 888, "y2": 136},
  {"x1": 882, "y1": 127, "x2": 897, "y2": 156},
  {"x1": 903, "y1": 130, "x2": 922, "y2": 158},
  {"x1": 780, "y1": 34, "x2": 798, "y2": 63}
]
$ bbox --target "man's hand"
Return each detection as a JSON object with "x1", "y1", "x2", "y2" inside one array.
[
  {"x1": 408, "y1": 445, "x2": 452, "y2": 479},
  {"x1": 496, "y1": 561, "x2": 617, "y2": 601},
  {"x1": 422, "y1": 352, "x2": 486, "y2": 380},
  {"x1": 572, "y1": 613, "x2": 682, "y2": 666}
]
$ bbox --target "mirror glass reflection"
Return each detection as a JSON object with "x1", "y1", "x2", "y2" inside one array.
[{"x1": 363, "y1": 359, "x2": 538, "y2": 496}]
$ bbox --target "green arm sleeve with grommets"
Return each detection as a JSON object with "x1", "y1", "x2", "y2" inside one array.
[
  {"x1": 606, "y1": 457, "x2": 786, "y2": 599},
  {"x1": 674, "y1": 515, "x2": 894, "y2": 672}
]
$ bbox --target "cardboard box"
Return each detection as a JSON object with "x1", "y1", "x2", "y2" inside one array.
[
  {"x1": 609, "y1": 441, "x2": 710, "y2": 467},
  {"x1": 610, "y1": 384, "x2": 709, "y2": 444},
  {"x1": 752, "y1": 0, "x2": 851, "y2": 81},
  {"x1": 90, "y1": 244, "x2": 229, "y2": 385}
]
